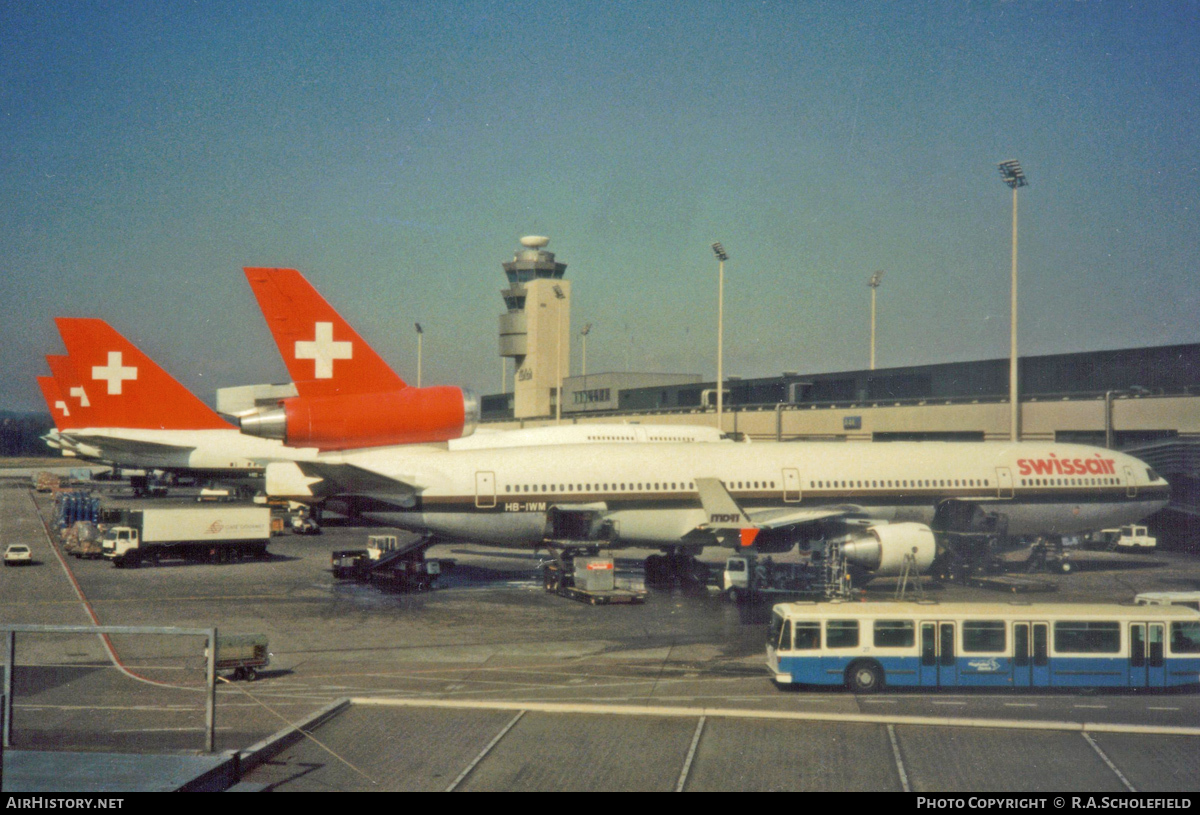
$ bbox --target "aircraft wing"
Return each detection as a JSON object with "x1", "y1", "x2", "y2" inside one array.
[{"x1": 265, "y1": 460, "x2": 419, "y2": 499}]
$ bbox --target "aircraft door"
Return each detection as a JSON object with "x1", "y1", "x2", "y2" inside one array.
[
  {"x1": 782, "y1": 469, "x2": 801, "y2": 503},
  {"x1": 996, "y1": 467, "x2": 1014, "y2": 499},
  {"x1": 920, "y1": 621, "x2": 957, "y2": 686},
  {"x1": 1129, "y1": 623, "x2": 1165, "y2": 688},
  {"x1": 475, "y1": 471, "x2": 496, "y2": 509},
  {"x1": 1124, "y1": 466, "x2": 1138, "y2": 498}
]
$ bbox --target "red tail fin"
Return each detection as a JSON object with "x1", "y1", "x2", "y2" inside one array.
[
  {"x1": 243, "y1": 267, "x2": 407, "y2": 398},
  {"x1": 45, "y1": 355, "x2": 90, "y2": 430},
  {"x1": 54, "y1": 318, "x2": 232, "y2": 430},
  {"x1": 36, "y1": 375, "x2": 72, "y2": 431}
]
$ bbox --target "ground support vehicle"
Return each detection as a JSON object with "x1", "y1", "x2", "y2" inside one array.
[
  {"x1": 721, "y1": 555, "x2": 823, "y2": 604},
  {"x1": 1091, "y1": 525, "x2": 1157, "y2": 552},
  {"x1": 768, "y1": 600, "x2": 1200, "y2": 692},
  {"x1": 290, "y1": 512, "x2": 321, "y2": 534},
  {"x1": 211, "y1": 634, "x2": 269, "y2": 681},
  {"x1": 100, "y1": 505, "x2": 271, "y2": 568},
  {"x1": 331, "y1": 534, "x2": 440, "y2": 592},
  {"x1": 540, "y1": 549, "x2": 646, "y2": 605},
  {"x1": 1135, "y1": 592, "x2": 1200, "y2": 611},
  {"x1": 34, "y1": 472, "x2": 64, "y2": 493},
  {"x1": 62, "y1": 521, "x2": 104, "y2": 559},
  {"x1": 3, "y1": 545, "x2": 32, "y2": 566}
]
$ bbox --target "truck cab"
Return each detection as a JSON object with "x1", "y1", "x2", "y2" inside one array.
[{"x1": 100, "y1": 526, "x2": 140, "y2": 562}]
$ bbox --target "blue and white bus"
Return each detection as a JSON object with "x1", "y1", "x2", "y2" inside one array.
[{"x1": 767, "y1": 601, "x2": 1200, "y2": 692}]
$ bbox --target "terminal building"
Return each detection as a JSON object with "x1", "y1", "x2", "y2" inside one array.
[{"x1": 480, "y1": 238, "x2": 1200, "y2": 546}]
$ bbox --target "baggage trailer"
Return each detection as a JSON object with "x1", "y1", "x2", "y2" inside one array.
[
  {"x1": 100, "y1": 505, "x2": 272, "y2": 568},
  {"x1": 541, "y1": 555, "x2": 647, "y2": 605},
  {"x1": 211, "y1": 634, "x2": 269, "y2": 682}
]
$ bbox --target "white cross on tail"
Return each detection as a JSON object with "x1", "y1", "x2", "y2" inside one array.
[
  {"x1": 92, "y1": 352, "x2": 137, "y2": 395},
  {"x1": 294, "y1": 322, "x2": 352, "y2": 379}
]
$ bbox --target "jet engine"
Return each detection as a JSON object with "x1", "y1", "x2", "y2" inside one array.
[
  {"x1": 841, "y1": 523, "x2": 936, "y2": 576},
  {"x1": 241, "y1": 387, "x2": 479, "y2": 451}
]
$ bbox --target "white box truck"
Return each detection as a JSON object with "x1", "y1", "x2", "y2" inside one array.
[{"x1": 100, "y1": 506, "x2": 271, "y2": 568}]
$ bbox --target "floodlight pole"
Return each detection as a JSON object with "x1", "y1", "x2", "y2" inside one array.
[
  {"x1": 868, "y1": 271, "x2": 883, "y2": 370},
  {"x1": 553, "y1": 286, "x2": 566, "y2": 424},
  {"x1": 415, "y1": 323, "x2": 423, "y2": 388},
  {"x1": 580, "y1": 324, "x2": 591, "y2": 378},
  {"x1": 712, "y1": 243, "x2": 728, "y2": 431},
  {"x1": 998, "y1": 160, "x2": 1028, "y2": 442}
]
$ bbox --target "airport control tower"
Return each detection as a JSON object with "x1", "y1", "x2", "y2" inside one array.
[{"x1": 500, "y1": 236, "x2": 571, "y2": 419}]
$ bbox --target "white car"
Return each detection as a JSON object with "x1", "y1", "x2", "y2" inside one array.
[{"x1": 3, "y1": 544, "x2": 32, "y2": 566}]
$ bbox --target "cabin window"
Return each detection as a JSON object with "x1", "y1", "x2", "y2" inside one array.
[
  {"x1": 1171, "y1": 622, "x2": 1200, "y2": 654},
  {"x1": 826, "y1": 620, "x2": 859, "y2": 649},
  {"x1": 793, "y1": 622, "x2": 821, "y2": 651},
  {"x1": 962, "y1": 621, "x2": 1006, "y2": 653},
  {"x1": 874, "y1": 620, "x2": 915, "y2": 648},
  {"x1": 1054, "y1": 621, "x2": 1120, "y2": 654}
]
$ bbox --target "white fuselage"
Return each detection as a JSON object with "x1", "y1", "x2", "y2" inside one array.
[{"x1": 288, "y1": 440, "x2": 1170, "y2": 549}]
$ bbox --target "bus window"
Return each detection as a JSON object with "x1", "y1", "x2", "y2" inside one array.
[
  {"x1": 826, "y1": 620, "x2": 859, "y2": 649},
  {"x1": 921, "y1": 623, "x2": 936, "y2": 666},
  {"x1": 962, "y1": 621, "x2": 1006, "y2": 653},
  {"x1": 793, "y1": 622, "x2": 821, "y2": 651},
  {"x1": 1170, "y1": 622, "x2": 1200, "y2": 654},
  {"x1": 1131, "y1": 625, "x2": 1145, "y2": 668},
  {"x1": 874, "y1": 620, "x2": 915, "y2": 648},
  {"x1": 1054, "y1": 621, "x2": 1120, "y2": 654}
]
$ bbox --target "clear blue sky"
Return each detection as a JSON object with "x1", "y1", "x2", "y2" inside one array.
[{"x1": 3, "y1": 1, "x2": 1197, "y2": 412}]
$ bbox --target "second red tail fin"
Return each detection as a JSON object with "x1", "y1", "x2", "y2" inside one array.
[{"x1": 54, "y1": 318, "x2": 232, "y2": 431}]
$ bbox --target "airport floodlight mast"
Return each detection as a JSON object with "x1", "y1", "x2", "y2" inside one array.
[
  {"x1": 554, "y1": 284, "x2": 566, "y2": 424},
  {"x1": 415, "y1": 322, "x2": 423, "y2": 388},
  {"x1": 711, "y1": 242, "x2": 728, "y2": 430},
  {"x1": 867, "y1": 270, "x2": 883, "y2": 370},
  {"x1": 580, "y1": 323, "x2": 592, "y2": 377},
  {"x1": 998, "y1": 159, "x2": 1029, "y2": 441}
]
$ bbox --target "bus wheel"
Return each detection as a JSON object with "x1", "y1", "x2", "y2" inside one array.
[{"x1": 847, "y1": 661, "x2": 884, "y2": 694}]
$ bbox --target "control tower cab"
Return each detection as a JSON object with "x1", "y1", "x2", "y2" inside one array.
[{"x1": 500, "y1": 236, "x2": 571, "y2": 419}]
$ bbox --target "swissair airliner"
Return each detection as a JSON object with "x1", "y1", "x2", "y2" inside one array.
[{"x1": 265, "y1": 438, "x2": 1169, "y2": 579}]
